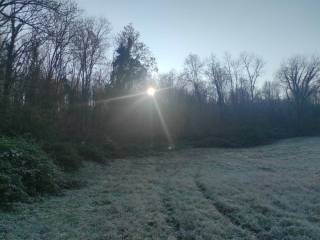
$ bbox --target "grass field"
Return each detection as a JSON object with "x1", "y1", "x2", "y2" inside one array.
[{"x1": 1, "y1": 137, "x2": 320, "y2": 240}]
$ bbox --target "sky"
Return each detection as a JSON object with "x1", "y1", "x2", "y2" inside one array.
[{"x1": 75, "y1": 0, "x2": 320, "y2": 82}]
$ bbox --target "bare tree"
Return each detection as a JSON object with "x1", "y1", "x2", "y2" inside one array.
[
  {"x1": 224, "y1": 52, "x2": 241, "y2": 92},
  {"x1": 158, "y1": 70, "x2": 177, "y2": 89},
  {"x1": 182, "y1": 53, "x2": 206, "y2": 101},
  {"x1": 277, "y1": 55, "x2": 320, "y2": 107},
  {"x1": 0, "y1": 0, "x2": 63, "y2": 104},
  {"x1": 69, "y1": 17, "x2": 110, "y2": 104},
  {"x1": 224, "y1": 52, "x2": 250, "y2": 104},
  {"x1": 205, "y1": 55, "x2": 228, "y2": 106},
  {"x1": 240, "y1": 52, "x2": 265, "y2": 101},
  {"x1": 43, "y1": 2, "x2": 78, "y2": 81},
  {"x1": 0, "y1": 0, "x2": 61, "y2": 29},
  {"x1": 261, "y1": 80, "x2": 281, "y2": 101}
]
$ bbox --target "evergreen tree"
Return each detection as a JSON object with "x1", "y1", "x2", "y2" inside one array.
[{"x1": 110, "y1": 24, "x2": 156, "y2": 90}]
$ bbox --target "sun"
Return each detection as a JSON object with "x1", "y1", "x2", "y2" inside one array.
[{"x1": 147, "y1": 87, "x2": 156, "y2": 96}]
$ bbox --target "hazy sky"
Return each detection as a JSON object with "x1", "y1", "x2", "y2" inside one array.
[{"x1": 76, "y1": 0, "x2": 320, "y2": 82}]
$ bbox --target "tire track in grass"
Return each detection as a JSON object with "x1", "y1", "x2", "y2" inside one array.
[
  {"x1": 161, "y1": 195, "x2": 183, "y2": 240},
  {"x1": 194, "y1": 177, "x2": 260, "y2": 237},
  {"x1": 159, "y1": 174, "x2": 183, "y2": 239},
  {"x1": 156, "y1": 154, "x2": 189, "y2": 240}
]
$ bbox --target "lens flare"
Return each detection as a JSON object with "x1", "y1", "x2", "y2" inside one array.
[
  {"x1": 152, "y1": 98, "x2": 174, "y2": 148},
  {"x1": 147, "y1": 87, "x2": 156, "y2": 96}
]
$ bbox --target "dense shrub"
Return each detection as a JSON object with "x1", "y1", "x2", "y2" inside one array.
[
  {"x1": 0, "y1": 137, "x2": 61, "y2": 208},
  {"x1": 191, "y1": 126, "x2": 291, "y2": 148},
  {"x1": 44, "y1": 143, "x2": 83, "y2": 171},
  {"x1": 77, "y1": 144, "x2": 106, "y2": 164},
  {"x1": 101, "y1": 139, "x2": 120, "y2": 158}
]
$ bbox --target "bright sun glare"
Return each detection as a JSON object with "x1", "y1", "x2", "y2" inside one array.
[{"x1": 147, "y1": 87, "x2": 156, "y2": 96}]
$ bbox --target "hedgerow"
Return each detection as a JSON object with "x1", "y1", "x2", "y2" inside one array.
[{"x1": 0, "y1": 137, "x2": 61, "y2": 208}]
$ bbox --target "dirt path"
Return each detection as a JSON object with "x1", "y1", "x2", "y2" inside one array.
[{"x1": 1, "y1": 137, "x2": 320, "y2": 240}]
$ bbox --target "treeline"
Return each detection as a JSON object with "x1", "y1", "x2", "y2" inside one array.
[
  {"x1": 0, "y1": 0, "x2": 320, "y2": 150},
  {"x1": 154, "y1": 53, "x2": 320, "y2": 147}
]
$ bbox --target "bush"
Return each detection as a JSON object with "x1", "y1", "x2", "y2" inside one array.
[
  {"x1": 191, "y1": 126, "x2": 287, "y2": 148},
  {"x1": 101, "y1": 139, "x2": 120, "y2": 158},
  {"x1": 44, "y1": 143, "x2": 83, "y2": 171},
  {"x1": 77, "y1": 144, "x2": 106, "y2": 164},
  {"x1": 0, "y1": 137, "x2": 61, "y2": 208}
]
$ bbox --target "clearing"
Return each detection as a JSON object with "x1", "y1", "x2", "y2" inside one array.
[{"x1": 1, "y1": 137, "x2": 320, "y2": 240}]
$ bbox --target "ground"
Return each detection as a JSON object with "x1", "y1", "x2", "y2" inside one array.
[{"x1": 1, "y1": 137, "x2": 320, "y2": 240}]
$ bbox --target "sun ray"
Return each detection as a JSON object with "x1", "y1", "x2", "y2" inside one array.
[
  {"x1": 92, "y1": 86, "x2": 174, "y2": 106},
  {"x1": 71, "y1": 87, "x2": 175, "y2": 149},
  {"x1": 152, "y1": 97, "x2": 174, "y2": 148},
  {"x1": 96, "y1": 92, "x2": 146, "y2": 104}
]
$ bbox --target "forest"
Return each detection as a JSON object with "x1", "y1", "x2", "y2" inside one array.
[{"x1": 0, "y1": 0, "x2": 320, "y2": 208}]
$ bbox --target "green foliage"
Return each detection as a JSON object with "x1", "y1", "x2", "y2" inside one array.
[
  {"x1": 101, "y1": 140, "x2": 119, "y2": 158},
  {"x1": 0, "y1": 106, "x2": 57, "y2": 141},
  {"x1": 77, "y1": 144, "x2": 106, "y2": 164},
  {"x1": 110, "y1": 24, "x2": 156, "y2": 90},
  {"x1": 219, "y1": 126, "x2": 276, "y2": 147},
  {"x1": 0, "y1": 137, "x2": 61, "y2": 208},
  {"x1": 44, "y1": 142, "x2": 83, "y2": 172},
  {"x1": 190, "y1": 126, "x2": 291, "y2": 148}
]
